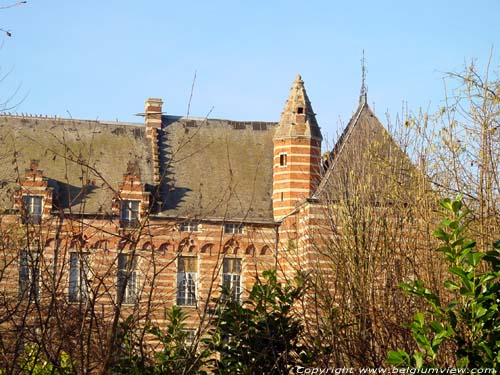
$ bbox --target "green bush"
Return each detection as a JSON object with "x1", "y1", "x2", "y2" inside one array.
[
  {"x1": 111, "y1": 306, "x2": 209, "y2": 374},
  {"x1": 150, "y1": 305, "x2": 210, "y2": 375},
  {"x1": 207, "y1": 269, "x2": 308, "y2": 374},
  {"x1": 387, "y1": 195, "x2": 500, "y2": 369},
  {"x1": 1, "y1": 345, "x2": 74, "y2": 375}
]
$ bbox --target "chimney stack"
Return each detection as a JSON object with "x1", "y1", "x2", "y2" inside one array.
[{"x1": 145, "y1": 98, "x2": 163, "y2": 185}]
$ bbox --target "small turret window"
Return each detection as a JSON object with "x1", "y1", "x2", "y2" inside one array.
[
  {"x1": 279, "y1": 153, "x2": 287, "y2": 167},
  {"x1": 297, "y1": 107, "x2": 304, "y2": 114}
]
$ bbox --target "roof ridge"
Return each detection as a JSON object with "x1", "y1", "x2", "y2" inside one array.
[
  {"x1": 0, "y1": 112, "x2": 143, "y2": 127},
  {"x1": 163, "y1": 114, "x2": 277, "y2": 124}
]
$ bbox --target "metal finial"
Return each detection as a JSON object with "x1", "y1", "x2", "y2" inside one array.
[{"x1": 360, "y1": 50, "x2": 367, "y2": 104}]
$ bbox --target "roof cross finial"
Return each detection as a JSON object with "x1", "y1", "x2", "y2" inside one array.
[{"x1": 360, "y1": 50, "x2": 368, "y2": 105}]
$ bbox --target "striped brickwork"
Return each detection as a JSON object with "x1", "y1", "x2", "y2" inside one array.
[
  {"x1": 145, "y1": 98, "x2": 163, "y2": 185},
  {"x1": 272, "y1": 138, "x2": 322, "y2": 219},
  {"x1": 272, "y1": 75, "x2": 322, "y2": 221},
  {"x1": 13, "y1": 160, "x2": 54, "y2": 222}
]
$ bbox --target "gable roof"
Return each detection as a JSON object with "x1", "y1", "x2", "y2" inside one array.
[
  {"x1": 315, "y1": 101, "x2": 416, "y2": 202},
  {"x1": 0, "y1": 115, "x2": 153, "y2": 214},
  {"x1": 158, "y1": 116, "x2": 277, "y2": 223}
]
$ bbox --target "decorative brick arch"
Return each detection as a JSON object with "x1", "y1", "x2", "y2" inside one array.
[
  {"x1": 117, "y1": 238, "x2": 134, "y2": 251},
  {"x1": 178, "y1": 237, "x2": 197, "y2": 253},
  {"x1": 141, "y1": 241, "x2": 154, "y2": 251},
  {"x1": 158, "y1": 242, "x2": 171, "y2": 253},
  {"x1": 200, "y1": 243, "x2": 214, "y2": 254},
  {"x1": 70, "y1": 233, "x2": 88, "y2": 250},
  {"x1": 223, "y1": 239, "x2": 240, "y2": 255},
  {"x1": 260, "y1": 245, "x2": 270, "y2": 255},
  {"x1": 245, "y1": 244, "x2": 255, "y2": 256},
  {"x1": 91, "y1": 239, "x2": 109, "y2": 251},
  {"x1": 44, "y1": 238, "x2": 56, "y2": 249}
]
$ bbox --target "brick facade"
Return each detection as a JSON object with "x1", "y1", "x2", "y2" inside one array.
[{"x1": 0, "y1": 75, "x2": 418, "y2": 367}]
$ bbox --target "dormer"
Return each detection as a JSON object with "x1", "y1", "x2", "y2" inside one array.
[
  {"x1": 113, "y1": 161, "x2": 151, "y2": 229},
  {"x1": 14, "y1": 160, "x2": 54, "y2": 224}
]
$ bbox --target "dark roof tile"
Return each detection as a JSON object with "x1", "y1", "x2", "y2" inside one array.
[
  {"x1": 158, "y1": 116, "x2": 277, "y2": 222},
  {"x1": 316, "y1": 103, "x2": 416, "y2": 202},
  {"x1": 0, "y1": 115, "x2": 153, "y2": 214}
]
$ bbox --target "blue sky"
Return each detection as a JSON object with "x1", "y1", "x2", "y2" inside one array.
[{"x1": 1, "y1": 0, "x2": 499, "y2": 142}]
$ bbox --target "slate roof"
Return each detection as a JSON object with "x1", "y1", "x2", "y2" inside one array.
[
  {"x1": 274, "y1": 74, "x2": 322, "y2": 140},
  {"x1": 0, "y1": 113, "x2": 277, "y2": 223},
  {"x1": 158, "y1": 116, "x2": 277, "y2": 222},
  {"x1": 0, "y1": 115, "x2": 153, "y2": 214},
  {"x1": 316, "y1": 100, "x2": 416, "y2": 202}
]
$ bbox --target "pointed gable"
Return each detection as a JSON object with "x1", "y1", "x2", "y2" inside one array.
[{"x1": 316, "y1": 102, "x2": 416, "y2": 203}]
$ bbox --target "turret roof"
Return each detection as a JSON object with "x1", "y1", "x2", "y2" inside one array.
[{"x1": 274, "y1": 75, "x2": 322, "y2": 140}]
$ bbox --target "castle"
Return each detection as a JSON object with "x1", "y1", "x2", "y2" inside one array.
[{"x1": 0, "y1": 74, "x2": 412, "y2": 360}]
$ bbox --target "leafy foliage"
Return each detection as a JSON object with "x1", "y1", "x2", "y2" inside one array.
[
  {"x1": 110, "y1": 315, "x2": 150, "y2": 374},
  {"x1": 0, "y1": 345, "x2": 74, "y2": 375},
  {"x1": 149, "y1": 306, "x2": 209, "y2": 375},
  {"x1": 208, "y1": 269, "x2": 308, "y2": 374},
  {"x1": 111, "y1": 306, "x2": 209, "y2": 374},
  {"x1": 387, "y1": 195, "x2": 500, "y2": 369},
  {"x1": 81, "y1": 269, "x2": 310, "y2": 374}
]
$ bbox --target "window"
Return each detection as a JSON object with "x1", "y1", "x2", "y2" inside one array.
[
  {"x1": 117, "y1": 254, "x2": 137, "y2": 304},
  {"x1": 297, "y1": 107, "x2": 304, "y2": 114},
  {"x1": 279, "y1": 153, "x2": 287, "y2": 167},
  {"x1": 222, "y1": 258, "x2": 241, "y2": 302},
  {"x1": 120, "y1": 200, "x2": 140, "y2": 228},
  {"x1": 183, "y1": 329, "x2": 196, "y2": 345},
  {"x1": 223, "y1": 223, "x2": 243, "y2": 235},
  {"x1": 21, "y1": 196, "x2": 43, "y2": 224},
  {"x1": 180, "y1": 221, "x2": 199, "y2": 232},
  {"x1": 69, "y1": 252, "x2": 90, "y2": 302},
  {"x1": 177, "y1": 256, "x2": 197, "y2": 306},
  {"x1": 19, "y1": 250, "x2": 39, "y2": 299}
]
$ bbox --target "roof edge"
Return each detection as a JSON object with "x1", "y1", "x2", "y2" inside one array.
[
  {"x1": 0, "y1": 113, "x2": 144, "y2": 127},
  {"x1": 314, "y1": 101, "x2": 370, "y2": 197}
]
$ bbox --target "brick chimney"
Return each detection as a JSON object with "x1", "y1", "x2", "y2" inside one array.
[{"x1": 145, "y1": 98, "x2": 163, "y2": 185}]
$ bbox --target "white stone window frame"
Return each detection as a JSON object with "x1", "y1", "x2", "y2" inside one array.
[
  {"x1": 18, "y1": 249, "x2": 40, "y2": 300},
  {"x1": 68, "y1": 251, "x2": 91, "y2": 303},
  {"x1": 179, "y1": 221, "x2": 200, "y2": 233},
  {"x1": 117, "y1": 253, "x2": 139, "y2": 305},
  {"x1": 183, "y1": 328, "x2": 197, "y2": 345},
  {"x1": 222, "y1": 257, "x2": 242, "y2": 303},
  {"x1": 177, "y1": 256, "x2": 198, "y2": 307},
  {"x1": 120, "y1": 199, "x2": 140, "y2": 228},
  {"x1": 21, "y1": 195, "x2": 43, "y2": 224},
  {"x1": 223, "y1": 223, "x2": 244, "y2": 235}
]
